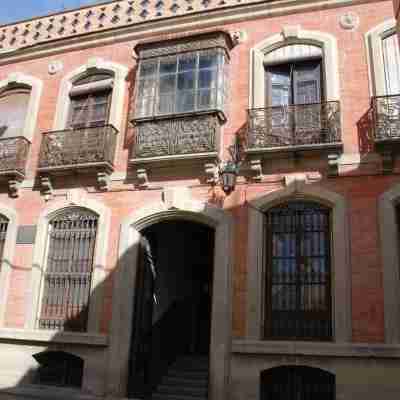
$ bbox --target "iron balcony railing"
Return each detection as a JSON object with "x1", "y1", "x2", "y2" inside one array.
[
  {"x1": 247, "y1": 101, "x2": 341, "y2": 150},
  {"x1": 0, "y1": 136, "x2": 30, "y2": 176},
  {"x1": 38, "y1": 124, "x2": 118, "y2": 171},
  {"x1": 372, "y1": 94, "x2": 400, "y2": 141}
]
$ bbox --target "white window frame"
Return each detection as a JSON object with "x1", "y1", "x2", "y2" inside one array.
[
  {"x1": 249, "y1": 26, "x2": 340, "y2": 108},
  {"x1": 53, "y1": 58, "x2": 128, "y2": 132},
  {"x1": 365, "y1": 19, "x2": 398, "y2": 97},
  {"x1": 26, "y1": 197, "x2": 111, "y2": 334},
  {"x1": 0, "y1": 73, "x2": 43, "y2": 142}
]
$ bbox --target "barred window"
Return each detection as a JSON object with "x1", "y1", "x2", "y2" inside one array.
[
  {"x1": 0, "y1": 215, "x2": 8, "y2": 268},
  {"x1": 261, "y1": 366, "x2": 335, "y2": 400},
  {"x1": 33, "y1": 351, "x2": 83, "y2": 387},
  {"x1": 68, "y1": 72, "x2": 113, "y2": 129},
  {"x1": 264, "y1": 201, "x2": 332, "y2": 340},
  {"x1": 135, "y1": 49, "x2": 228, "y2": 118},
  {"x1": 38, "y1": 208, "x2": 98, "y2": 331}
]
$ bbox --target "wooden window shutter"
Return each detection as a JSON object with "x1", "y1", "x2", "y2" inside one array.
[
  {"x1": 38, "y1": 209, "x2": 98, "y2": 332},
  {"x1": 293, "y1": 60, "x2": 322, "y2": 105},
  {"x1": 0, "y1": 88, "x2": 30, "y2": 138}
]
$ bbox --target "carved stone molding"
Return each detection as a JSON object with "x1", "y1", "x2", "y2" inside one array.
[
  {"x1": 97, "y1": 171, "x2": 110, "y2": 191},
  {"x1": 136, "y1": 168, "x2": 149, "y2": 189},
  {"x1": 249, "y1": 159, "x2": 262, "y2": 181},
  {"x1": 40, "y1": 176, "x2": 53, "y2": 201},
  {"x1": 204, "y1": 162, "x2": 218, "y2": 184},
  {"x1": 381, "y1": 151, "x2": 395, "y2": 174},
  {"x1": 8, "y1": 179, "x2": 21, "y2": 198},
  {"x1": 339, "y1": 12, "x2": 360, "y2": 30},
  {"x1": 135, "y1": 31, "x2": 234, "y2": 59},
  {"x1": 327, "y1": 153, "x2": 340, "y2": 177}
]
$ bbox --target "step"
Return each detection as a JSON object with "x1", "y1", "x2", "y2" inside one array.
[
  {"x1": 152, "y1": 393, "x2": 207, "y2": 400},
  {"x1": 162, "y1": 376, "x2": 208, "y2": 388},
  {"x1": 166, "y1": 369, "x2": 209, "y2": 380},
  {"x1": 156, "y1": 384, "x2": 208, "y2": 397}
]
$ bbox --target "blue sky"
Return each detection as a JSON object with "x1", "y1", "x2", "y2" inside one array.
[{"x1": 0, "y1": 0, "x2": 108, "y2": 25}]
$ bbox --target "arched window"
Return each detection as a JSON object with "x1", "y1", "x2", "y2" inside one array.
[
  {"x1": 264, "y1": 201, "x2": 332, "y2": 340},
  {"x1": 0, "y1": 87, "x2": 30, "y2": 138},
  {"x1": 33, "y1": 351, "x2": 83, "y2": 387},
  {"x1": 68, "y1": 71, "x2": 114, "y2": 129},
  {"x1": 260, "y1": 366, "x2": 335, "y2": 400},
  {"x1": 38, "y1": 208, "x2": 99, "y2": 331}
]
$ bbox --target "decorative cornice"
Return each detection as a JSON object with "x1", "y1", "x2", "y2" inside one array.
[{"x1": 0, "y1": 0, "x2": 378, "y2": 56}]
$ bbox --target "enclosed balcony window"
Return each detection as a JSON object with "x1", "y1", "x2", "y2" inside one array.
[
  {"x1": 135, "y1": 49, "x2": 227, "y2": 119},
  {"x1": 382, "y1": 33, "x2": 400, "y2": 96},
  {"x1": 264, "y1": 201, "x2": 332, "y2": 340}
]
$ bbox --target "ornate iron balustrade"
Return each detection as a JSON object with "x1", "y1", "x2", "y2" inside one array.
[
  {"x1": 247, "y1": 101, "x2": 341, "y2": 150},
  {"x1": 38, "y1": 124, "x2": 118, "y2": 171},
  {"x1": 372, "y1": 95, "x2": 400, "y2": 141},
  {"x1": 0, "y1": 136, "x2": 30, "y2": 176},
  {"x1": 132, "y1": 114, "x2": 219, "y2": 159}
]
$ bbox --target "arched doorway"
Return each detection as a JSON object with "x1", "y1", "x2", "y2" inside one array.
[
  {"x1": 107, "y1": 197, "x2": 232, "y2": 400},
  {"x1": 128, "y1": 220, "x2": 214, "y2": 398}
]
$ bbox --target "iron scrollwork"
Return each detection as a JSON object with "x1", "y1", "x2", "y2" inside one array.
[
  {"x1": 134, "y1": 114, "x2": 218, "y2": 159},
  {"x1": 372, "y1": 95, "x2": 400, "y2": 141},
  {"x1": 247, "y1": 101, "x2": 341, "y2": 149},
  {"x1": 0, "y1": 136, "x2": 30, "y2": 175}
]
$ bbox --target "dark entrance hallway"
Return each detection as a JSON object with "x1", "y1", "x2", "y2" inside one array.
[{"x1": 128, "y1": 220, "x2": 214, "y2": 399}]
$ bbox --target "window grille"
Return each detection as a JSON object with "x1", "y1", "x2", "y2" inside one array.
[
  {"x1": 33, "y1": 351, "x2": 83, "y2": 387},
  {"x1": 38, "y1": 208, "x2": 98, "y2": 331},
  {"x1": 0, "y1": 216, "x2": 8, "y2": 271},
  {"x1": 264, "y1": 201, "x2": 332, "y2": 340},
  {"x1": 261, "y1": 366, "x2": 335, "y2": 400},
  {"x1": 135, "y1": 49, "x2": 228, "y2": 118}
]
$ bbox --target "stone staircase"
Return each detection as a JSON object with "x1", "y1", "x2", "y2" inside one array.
[{"x1": 152, "y1": 355, "x2": 209, "y2": 400}]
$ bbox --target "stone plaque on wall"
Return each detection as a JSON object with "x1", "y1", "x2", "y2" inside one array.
[{"x1": 17, "y1": 225, "x2": 37, "y2": 244}]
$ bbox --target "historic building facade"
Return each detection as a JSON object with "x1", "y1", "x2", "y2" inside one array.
[{"x1": 0, "y1": 0, "x2": 399, "y2": 399}]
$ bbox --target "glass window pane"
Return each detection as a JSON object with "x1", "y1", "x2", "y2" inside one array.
[
  {"x1": 177, "y1": 91, "x2": 195, "y2": 113},
  {"x1": 199, "y1": 69, "x2": 217, "y2": 89},
  {"x1": 160, "y1": 58, "x2": 177, "y2": 74},
  {"x1": 383, "y1": 33, "x2": 400, "y2": 95},
  {"x1": 199, "y1": 52, "x2": 218, "y2": 69},
  {"x1": 178, "y1": 53, "x2": 197, "y2": 71},
  {"x1": 177, "y1": 71, "x2": 195, "y2": 90},
  {"x1": 160, "y1": 75, "x2": 176, "y2": 94},
  {"x1": 0, "y1": 91, "x2": 30, "y2": 138},
  {"x1": 158, "y1": 94, "x2": 175, "y2": 114},
  {"x1": 197, "y1": 89, "x2": 215, "y2": 109}
]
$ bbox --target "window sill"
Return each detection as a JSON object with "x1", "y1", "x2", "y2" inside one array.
[
  {"x1": 0, "y1": 384, "x2": 99, "y2": 400},
  {"x1": 232, "y1": 339, "x2": 400, "y2": 358},
  {"x1": 0, "y1": 328, "x2": 108, "y2": 346}
]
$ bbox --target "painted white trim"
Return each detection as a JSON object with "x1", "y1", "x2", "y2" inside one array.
[
  {"x1": 0, "y1": 204, "x2": 18, "y2": 327},
  {"x1": 246, "y1": 181, "x2": 352, "y2": 343},
  {"x1": 249, "y1": 27, "x2": 340, "y2": 108},
  {"x1": 53, "y1": 58, "x2": 128, "y2": 133},
  {"x1": 379, "y1": 182, "x2": 400, "y2": 344},
  {"x1": 365, "y1": 19, "x2": 397, "y2": 97},
  {"x1": 107, "y1": 194, "x2": 233, "y2": 400},
  {"x1": 0, "y1": 73, "x2": 43, "y2": 142},
  {"x1": 25, "y1": 197, "x2": 111, "y2": 333}
]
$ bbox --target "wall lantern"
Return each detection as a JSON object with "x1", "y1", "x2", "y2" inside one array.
[{"x1": 219, "y1": 161, "x2": 238, "y2": 195}]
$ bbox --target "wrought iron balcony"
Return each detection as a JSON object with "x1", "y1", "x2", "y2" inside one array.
[
  {"x1": 372, "y1": 94, "x2": 400, "y2": 142},
  {"x1": 132, "y1": 113, "x2": 219, "y2": 161},
  {"x1": 38, "y1": 124, "x2": 118, "y2": 173},
  {"x1": 246, "y1": 101, "x2": 342, "y2": 152},
  {"x1": 0, "y1": 136, "x2": 30, "y2": 179}
]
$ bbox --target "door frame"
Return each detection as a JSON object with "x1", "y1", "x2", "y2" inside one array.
[{"x1": 107, "y1": 195, "x2": 233, "y2": 400}]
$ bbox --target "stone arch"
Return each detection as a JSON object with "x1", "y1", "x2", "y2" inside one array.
[
  {"x1": 246, "y1": 181, "x2": 351, "y2": 343},
  {"x1": 0, "y1": 72, "x2": 43, "y2": 141},
  {"x1": 379, "y1": 182, "x2": 400, "y2": 343},
  {"x1": 107, "y1": 191, "x2": 233, "y2": 400},
  {"x1": 26, "y1": 194, "x2": 111, "y2": 333},
  {"x1": 53, "y1": 57, "x2": 128, "y2": 132},
  {"x1": 249, "y1": 26, "x2": 340, "y2": 108},
  {"x1": 0, "y1": 203, "x2": 18, "y2": 326}
]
